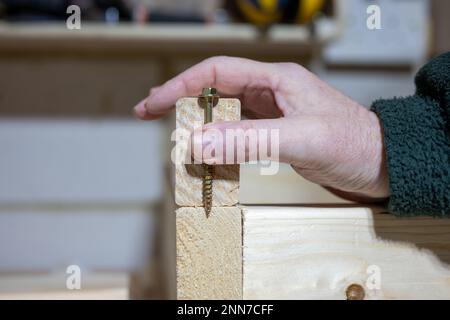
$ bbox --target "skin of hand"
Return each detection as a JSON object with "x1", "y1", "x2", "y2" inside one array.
[{"x1": 134, "y1": 56, "x2": 390, "y2": 202}]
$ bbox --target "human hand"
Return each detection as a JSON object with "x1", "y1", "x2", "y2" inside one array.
[{"x1": 134, "y1": 56, "x2": 389, "y2": 201}]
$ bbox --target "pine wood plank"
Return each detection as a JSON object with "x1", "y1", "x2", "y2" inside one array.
[
  {"x1": 243, "y1": 206, "x2": 450, "y2": 300},
  {"x1": 176, "y1": 206, "x2": 242, "y2": 300},
  {"x1": 175, "y1": 97, "x2": 240, "y2": 208}
]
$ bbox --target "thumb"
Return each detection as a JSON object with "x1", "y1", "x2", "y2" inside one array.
[{"x1": 189, "y1": 118, "x2": 301, "y2": 165}]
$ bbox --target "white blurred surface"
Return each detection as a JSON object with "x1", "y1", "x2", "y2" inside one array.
[
  {"x1": 324, "y1": 0, "x2": 429, "y2": 65},
  {"x1": 0, "y1": 208, "x2": 154, "y2": 272},
  {"x1": 315, "y1": 70, "x2": 416, "y2": 107},
  {"x1": 0, "y1": 119, "x2": 160, "y2": 272},
  {"x1": 0, "y1": 119, "x2": 162, "y2": 203}
]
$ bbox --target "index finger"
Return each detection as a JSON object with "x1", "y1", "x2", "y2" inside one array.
[{"x1": 134, "y1": 56, "x2": 277, "y2": 120}]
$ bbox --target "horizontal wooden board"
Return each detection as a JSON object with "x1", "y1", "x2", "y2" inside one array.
[
  {"x1": 0, "y1": 23, "x2": 339, "y2": 57},
  {"x1": 243, "y1": 206, "x2": 450, "y2": 300}
]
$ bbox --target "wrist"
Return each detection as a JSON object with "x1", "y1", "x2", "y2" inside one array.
[{"x1": 363, "y1": 111, "x2": 390, "y2": 199}]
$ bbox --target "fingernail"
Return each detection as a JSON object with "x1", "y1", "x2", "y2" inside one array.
[{"x1": 133, "y1": 99, "x2": 147, "y2": 118}]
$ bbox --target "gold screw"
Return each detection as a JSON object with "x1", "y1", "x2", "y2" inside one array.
[
  {"x1": 346, "y1": 284, "x2": 365, "y2": 300},
  {"x1": 199, "y1": 88, "x2": 219, "y2": 216}
]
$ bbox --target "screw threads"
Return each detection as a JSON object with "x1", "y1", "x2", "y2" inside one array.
[
  {"x1": 203, "y1": 164, "x2": 214, "y2": 216},
  {"x1": 199, "y1": 87, "x2": 219, "y2": 217}
]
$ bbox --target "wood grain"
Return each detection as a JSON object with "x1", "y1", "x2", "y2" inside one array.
[
  {"x1": 243, "y1": 206, "x2": 450, "y2": 300},
  {"x1": 175, "y1": 97, "x2": 240, "y2": 208},
  {"x1": 176, "y1": 206, "x2": 242, "y2": 300}
]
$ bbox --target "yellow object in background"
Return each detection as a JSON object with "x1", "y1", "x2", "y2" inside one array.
[
  {"x1": 231, "y1": 0, "x2": 326, "y2": 26},
  {"x1": 298, "y1": 0, "x2": 325, "y2": 24}
]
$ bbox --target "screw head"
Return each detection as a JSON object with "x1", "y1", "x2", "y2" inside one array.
[
  {"x1": 201, "y1": 87, "x2": 218, "y2": 96},
  {"x1": 199, "y1": 87, "x2": 219, "y2": 109},
  {"x1": 346, "y1": 284, "x2": 365, "y2": 300}
]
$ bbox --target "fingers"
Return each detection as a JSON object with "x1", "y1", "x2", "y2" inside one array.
[
  {"x1": 189, "y1": 118, "x2": 305, "y2": 165},
  {"x1": 133, "y1": 98, "x2": 161, "y2": 120},
  {"x1": 134, "y1": 56, "x2": 278, "y2": 120}
]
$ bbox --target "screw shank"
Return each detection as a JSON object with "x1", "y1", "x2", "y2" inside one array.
[{"x1": 199, "y1": 88, "x2": 219, "y2": 216}]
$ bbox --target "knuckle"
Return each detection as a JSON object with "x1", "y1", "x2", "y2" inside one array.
[
  {"x1": 203, "y1": 55, "x2": 228, "y2": 66},
  {"x1": 276, "y1": 62, "x2": 305, "y2": 73},
  {"x1": 148, "y1": 87, "x2": 158, "y2": 97}
]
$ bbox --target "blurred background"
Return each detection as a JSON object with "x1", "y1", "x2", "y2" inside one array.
[{"x1": 0, "y1": 0, "x2": 448, "y2": 299}]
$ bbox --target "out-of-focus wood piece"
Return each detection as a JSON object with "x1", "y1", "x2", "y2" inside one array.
[
  {"x1": 0, "y1": 288, "x2": 128, "y2": 300},
  {"x1": 243, "y1": 206, "x2": 450, "y2": 300},
  {"x1": 175, "y1": 97, "x2": 240, "y2": 208},
  {"x1": 161, "y1": 167, "x2": 177, "y2": 299},
  {"x1": 176, "y1": 206, "x2": 242, "y2": 300},
  {"x1": 239, "y1": 163, "x2": 351, "y2": 204},
  {"x1": 0, "y1": 272, "x2": 128, "y2": 300},
  {"x1": 431, "y1": 0, "x2": 450, "y2": 55},
  {"x1": 0, "y1": 23, "x2": 340, "y2": 57}
]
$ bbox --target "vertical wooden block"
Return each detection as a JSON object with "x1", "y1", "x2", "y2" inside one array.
[
  {"x1": 175, "y1": 97, "x2": 240, "y2": 207},
  {"x1": 176, "y1": 207, "x2": 242, "y2": 300}
]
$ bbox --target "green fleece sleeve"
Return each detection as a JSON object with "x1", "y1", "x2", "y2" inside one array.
[{"x1": 371, "y1": 52, "x2": 450, "y2": 217}]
